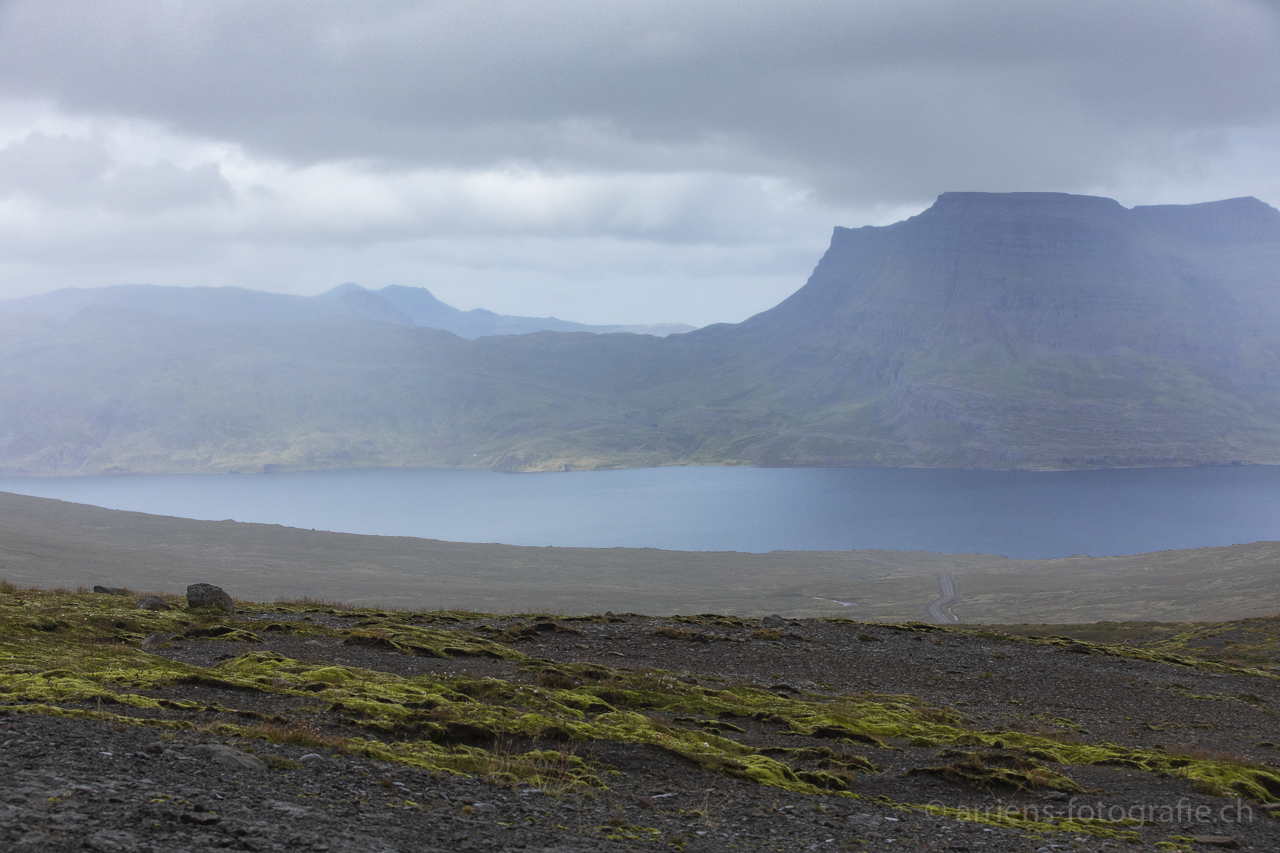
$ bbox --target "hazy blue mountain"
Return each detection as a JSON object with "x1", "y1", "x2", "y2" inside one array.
[
  {"x1": 667, "y1": 192, "x2": 1280, "y2": 468},
  {"x1": 0, "y1": 282, "x2": 694, "y2": 338},
  {"x1": 2, "y1": 191, "x2": 1278, "y2": 475},
  {"x1": 366, "y1": 284, "x2": 695, "y2": 338}
]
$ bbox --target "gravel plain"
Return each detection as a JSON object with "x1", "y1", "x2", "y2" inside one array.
[{"x1": 3, "y1": 601, "x2": 1279, "y2": 852}]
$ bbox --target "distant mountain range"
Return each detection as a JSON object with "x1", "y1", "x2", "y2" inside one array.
[
  {"x1": 2, "y1": 191, "x2": 1279, "y2": 475},
  {"x1": 0, "y1": 282, "x2": 696, "y2": 339}
]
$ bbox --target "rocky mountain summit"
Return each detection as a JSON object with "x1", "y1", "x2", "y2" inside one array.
[{"x1": 2, "y1": 583, "x2": 1278, "y2": 851}]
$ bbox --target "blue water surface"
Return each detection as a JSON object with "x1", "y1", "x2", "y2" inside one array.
[{"x1": 3, "y1": 465, "x2": 1279, "y2": 558}]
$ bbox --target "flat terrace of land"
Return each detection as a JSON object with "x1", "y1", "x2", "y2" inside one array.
[{"x1": 2, "y1": 491, "x2": 1279, "y2": 623}]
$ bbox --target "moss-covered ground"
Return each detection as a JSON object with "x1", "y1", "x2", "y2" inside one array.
[
  {"x1": 974, "y1": 614, "x2": 1280, "y2": 671},
  {"x1": 3, "y1": 584, "x2": 1279, "y2": 849}
]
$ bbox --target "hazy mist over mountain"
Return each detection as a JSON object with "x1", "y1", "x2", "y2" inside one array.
[
  {"x1": 3, "y1": 192, "x2": 1279, "y2": 476},
  {"x1": 0, "y1": 283, "x2": 695, "y2": 339}
]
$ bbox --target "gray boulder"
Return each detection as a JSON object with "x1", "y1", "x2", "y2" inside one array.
[
  {"x1": 140, "y1": 632, "x2": 174, "y2": 650},
  {"x1": 186, "y1": 583, "x2": 235, "y2": 613},
  {"x1": 136, "y1": 596, "x2": 170, "y2": 611},
  {"x1": 762, "y1": 614, "x2": 785, "y2": 627},
  {"x1": 187, "y1": 743, "x2": 266, "y2": 771}
]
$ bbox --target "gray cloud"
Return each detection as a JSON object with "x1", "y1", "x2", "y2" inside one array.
[
  {"x1": 0, "y1": 1, "x2": 1276, "y2": 325},
  {"x1": 1, "y1": 1, "x2": 1276, "y2": 205},
  {"x1": 0, "y1": 132, "x2": 232, "y2": 213}
]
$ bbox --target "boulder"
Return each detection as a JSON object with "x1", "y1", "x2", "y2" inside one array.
[
  {"x1": 762, "y1": 614, "x2": 785, "y2": 627},
  {"x1": 186, "y1": 583, "x2": 235, "y2": 613},
  {"x1": 93, "y1": 585, "x2": 128, "y2": 596},
  {"x1": 140, "y1": 632, "x2": 174, "y2": 650},
  {"x1": 137, "y1": 596, "x2": 170, "y2": 611},
  {"x1": 187, "y1": 743, "x2": 266, "y2": 772}
]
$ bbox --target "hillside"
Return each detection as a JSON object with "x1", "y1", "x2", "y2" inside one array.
[
  {"x1": 2, "y1": 192, "x2": 1279, "y2": 474},
  {"x1": 3, "y1": 491, "x2": 1279, "y2": 623}
]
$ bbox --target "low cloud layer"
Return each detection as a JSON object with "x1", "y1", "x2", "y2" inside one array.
[{"x1": 0, "y1": 1, "x2": 1276, "y2": 325}]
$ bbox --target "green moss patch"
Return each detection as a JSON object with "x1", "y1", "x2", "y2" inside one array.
[{"x1": 4, "y1": 586, "x2": 1279, "y2": 845}]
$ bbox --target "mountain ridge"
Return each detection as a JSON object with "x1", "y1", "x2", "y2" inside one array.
[
  {"x1": 2, "y1": 191, "x2": 1279, "y2": 475},
  {"x1": 0, "y1": 281, "x2": 696, "y2": 339}
]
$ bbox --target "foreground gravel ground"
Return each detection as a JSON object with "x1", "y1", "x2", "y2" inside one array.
[{"x1": 2, "y1": 594, "x2": 1279, "y2": 852}]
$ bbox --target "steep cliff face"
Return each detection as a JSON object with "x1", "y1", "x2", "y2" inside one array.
[
  {"x1": 733, "y1": 192, "x2": 1280, "y2": 371},
  {"x1": 679, "y1": 192, "x2": 1280, "y2": 468}
]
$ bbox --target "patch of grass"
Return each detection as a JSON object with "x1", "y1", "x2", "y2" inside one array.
[
  {"x1": 4, "y1": 587, "x2": 1280, "y2": 843},
  {"x1": 650, "y1": 627, "x2": 728, "y2": 644},
  {"x1": 909, "y1": 748, "x2": 1084, "y2": 793}
]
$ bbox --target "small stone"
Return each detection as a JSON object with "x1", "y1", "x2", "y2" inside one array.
[
  {"x1": 187, "y1": 743, "x2": 267, "y2": 772},
  {"x1": 84, "y1": 829, "x2": 137, "y2": 851},
  {"x1": 180, "y1": 812, "x2": 220, "y2": 825},
  {"x1": 186, "y1": 583, "x2": 235, "y2": 613},
  {"x1": 1193, "y1": 837, "x2": 1239, "y2": 849},
  {"x1": 762, "y1": 614, "x2": 785, "y2": 627},
  {"x1": 137, "y1": 596, "x2": 171, "y2": 611},
  {"x1": 93, "y1": 586, "x2": 128, "y2": 596}
]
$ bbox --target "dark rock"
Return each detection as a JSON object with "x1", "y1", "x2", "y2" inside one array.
[
  {"x1": 186, "y1": 583, "x2": 235, "y2": 613},
  {"x1": 137, "y1": 596, "x2": 171, "y2": 611},
  {"x1": 93, "y1": 586, "x2": 128, "y2": 596},
  {"x1": 762, "y1": 614, "x2": 785, "y2": 627}
]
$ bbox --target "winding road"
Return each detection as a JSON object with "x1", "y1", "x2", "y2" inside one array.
[{"x1": 925, "y1": 572, "x2": 961, "y2": 623}]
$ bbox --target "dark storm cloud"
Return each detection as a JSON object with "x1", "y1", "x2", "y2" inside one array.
[{"x1": 1, "y1": 0, "x2": 1276, "y2": 204}]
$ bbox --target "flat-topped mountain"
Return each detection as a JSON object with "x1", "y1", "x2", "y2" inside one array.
[
  {"x1": 727, "y1": 192, "x2": 1280, "y2": 362},
  {"x1": 674, "y1": 192, "x2": 1280, "y2": 468},
  {"x1": 1, "y1": 192, "x2": 1278, "y2": 474}
]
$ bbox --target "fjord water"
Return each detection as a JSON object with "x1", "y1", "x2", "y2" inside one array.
[{"x1": 3, "y1": 465, "x2": 1280, "y2": 558}]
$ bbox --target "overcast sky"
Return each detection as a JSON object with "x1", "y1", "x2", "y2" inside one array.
[{"x1": 0, "y1": 0, "x2": 1277, "y2": 326}]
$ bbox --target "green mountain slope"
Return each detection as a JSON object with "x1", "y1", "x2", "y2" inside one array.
[{"x1": 2, "y1": 192, "x2": 1279, "y2": 474}]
